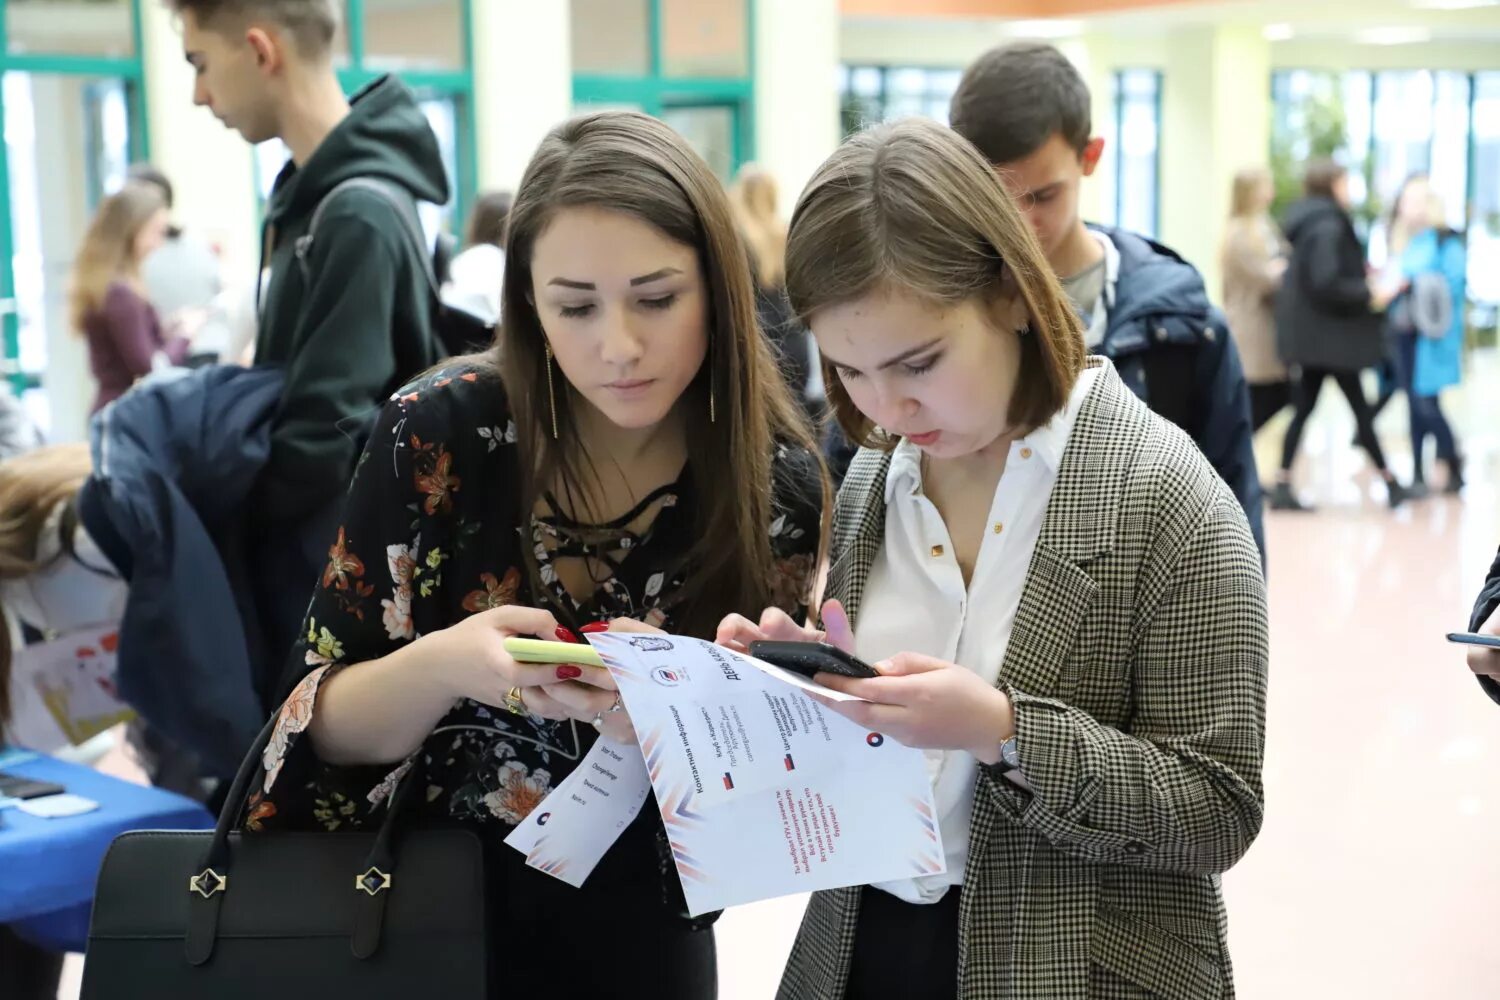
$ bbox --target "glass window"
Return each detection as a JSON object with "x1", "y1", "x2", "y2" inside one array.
[
  {"x1": 661, "y1": 0, "x2": 747, "y2": 78},
  {"x1": 850, "y1": 67, "x2": 883, "y2": 98},
  {"x1": 360, "y1": 0, "x2": 464, "y2": 72},
  {"x1": 571, "y1": 0, "x2": 650, "y2": 76},
  {"x1": 1372, "y1": 71, "x2": 1435, "y2": 217},
  {"x1": 836, "y1": 65, "x2": 962, "y2": 133},
  {"x1": 7, "y1": 0, "x2": 135, "y2": 58},
  {"x1": 660, "y1": 104, "x2": 736, "y2": 181},
  {"x1": 1431, "y1": 71, "x2": 1471, "y2": 233},
  {"x1": 1470, "y1": 73, "x2": 1500, "y2": 306},
  {"x1": 1113, "y1": 70, "x2": 1161, "y2": 239},
  {"x1": 4, "y1": 70, "x2": 138, "y2": 437}
]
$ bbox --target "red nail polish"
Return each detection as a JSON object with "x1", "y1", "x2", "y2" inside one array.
[
  {"x1": 555, "y1": 626, "x2": 580, "y2": 644},
  {"x1": 556, "y1": 665, "x2": 583, "y2": 680},
  {"x1": 579, "y1": 622, "x2": 610, "y2": 634}
]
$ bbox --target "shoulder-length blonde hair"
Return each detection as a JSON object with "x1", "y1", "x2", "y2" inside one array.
[
  {"x1": 728, "y1": 164, "x2": 787, "y2": 289},
  {"x1": 1223, "y1": 166, "x2": 1276, "y2": 265},
  {"x1": 68, "y1": 181, "x2": 165, "y2": 333},
  {"x1": 0, "y1": 444, "x2": 92, "y2": 736},
  {"x1": 492, "y1": 111, "x2": 828, "y2": 637},
  {"x1": 785, "y1": 118, "x2": 1086, "y2": 449}
]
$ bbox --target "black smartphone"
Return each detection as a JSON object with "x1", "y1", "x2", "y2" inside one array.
[
  {"x1": 0, "y1": 772, "x2": 65, "y2": 800},
  {"x1": 1446, "y1": 631, "x2": 1500, "y2": 650},
  {"x1": 749, "y1": 641, "x2": 880, "y2": 680}
]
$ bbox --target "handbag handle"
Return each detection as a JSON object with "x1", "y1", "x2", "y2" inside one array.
[{"x1": 186, "y1": 706, "x2": 427, "y2": 964}]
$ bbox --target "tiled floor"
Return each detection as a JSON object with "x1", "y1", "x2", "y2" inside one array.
[{"x1": 56, "y1": 352, "x2": 1500, "y2": 999}]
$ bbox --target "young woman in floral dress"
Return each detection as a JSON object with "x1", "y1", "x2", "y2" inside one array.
[{"x1": 250, "y1": 111, "x2": 828, "y2": 999}]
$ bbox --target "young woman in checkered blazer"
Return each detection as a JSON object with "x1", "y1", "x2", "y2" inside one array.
[{"x1": 718, "y1": 118, "x2": 1269, "y2": 1000}]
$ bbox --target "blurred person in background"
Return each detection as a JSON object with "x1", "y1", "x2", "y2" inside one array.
[
  {"x1": 1383, "y1": 174, "x2": 1466, "y2": 495},
  {"x1": 729, "y1": 163, "x2": 819, "y2": 425},
  {"x1": 127, "y1": 163, "x2": 226, "y2": 365},
  {"x1": 441, "y1": 189, "x2": 511, "y2": 327},
  {"x1": 948, "y1": 41, "x2": 1264, "y2": 558},
  {"x1": 69, "y1": 181, "x2": 192, "y2": 415},
  {"x1": 0, "y1": 444, "x2": 114, "y2": 746},
  {"x1": 1272, "y1": 159, "x2": 1408, "y2": 511},
  {"x1": 1222, "y1": 167, "x2": 1291, "y2": 434}
]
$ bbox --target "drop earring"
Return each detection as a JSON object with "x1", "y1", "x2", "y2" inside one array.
[{"x1": 545, "y1": 344, "x2": 559, "y2": 440}]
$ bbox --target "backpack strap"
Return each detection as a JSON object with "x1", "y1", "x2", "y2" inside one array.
[{"x1": 294, "y1": 177, "x2": 441, "y2": 299}]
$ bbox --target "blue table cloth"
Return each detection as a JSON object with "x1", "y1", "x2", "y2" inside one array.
[{"x1": 0, "y1": 752, "x2": 214, "y2": 952}]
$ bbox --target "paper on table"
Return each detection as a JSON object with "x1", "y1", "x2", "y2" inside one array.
[{"x1": 7, "y1": 625, "x2": 134, "y2": 752}]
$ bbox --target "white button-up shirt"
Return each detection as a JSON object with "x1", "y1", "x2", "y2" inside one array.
[{"x1": 857, "y1": 362, "x2": 1102, "y2": 904}]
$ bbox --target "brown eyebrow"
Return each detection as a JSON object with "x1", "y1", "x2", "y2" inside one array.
[
  {"x1": 823, "y1": 336, "x2": 944, "y2": 374},
  {"x1": 630, "y1": 268, "x2": 682, "y2": 286},
  {"x1": 546, "y1": 267, "x2": 684, "y2": 292}
]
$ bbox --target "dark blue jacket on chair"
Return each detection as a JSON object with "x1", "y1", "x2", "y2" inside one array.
[
  {"x1": 1092, "y1": 225, "x2": 1265, "y2": 560},
  {"x1": 76, "y1": 365, "x2": 291, "y2": 778}
]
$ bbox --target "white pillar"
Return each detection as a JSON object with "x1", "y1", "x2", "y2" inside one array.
[
  {"x1": 140, "y1": 2, "x2": 259, "y2": 279},
  {"x1": 1060, "y1": 34, "x2": 1113, "y2": 226},
  {"x1": 753, "y1": 0, "x2": 840, "y2": 212},
  {"x1": 471, "y1": 0, "x2": 572, "y2": 193},
  {"x1": 1158, "y1": 24, "x2": 1271, "y2": 304}
]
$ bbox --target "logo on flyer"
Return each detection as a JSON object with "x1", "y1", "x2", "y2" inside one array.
[
  {"x1": 866, "y1": 733, "x2": 884, "y2": 748},
  {"x1": 537, "y1": 812, "x2": 551, "y2": 826},
  {"x1": 651, "y1": 666, "x2": 688, "y2": 686},
  {"x1": 629, "y1": 636, "x2": 675, "y2": 653}
]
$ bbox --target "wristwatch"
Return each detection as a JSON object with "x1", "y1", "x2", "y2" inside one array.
[{"x1": 995, "y1": 736, "x2": 1020, "y2": 773}]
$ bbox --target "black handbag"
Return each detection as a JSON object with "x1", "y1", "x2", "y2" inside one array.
[{"x1": 80, "y1": 715, "x2": 488, "y2": 998}]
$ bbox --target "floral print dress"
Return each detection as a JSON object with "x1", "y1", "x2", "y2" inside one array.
[{"x1": 248, "y1": 363, "x2": 824, "y2": 916}]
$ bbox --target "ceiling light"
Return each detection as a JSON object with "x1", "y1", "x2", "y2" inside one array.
[
  {"x1": 1354, "y1": 26, "x2": 1433, "y2": 44},
  {"x1": 1411, "y1": 0, "x2": 1498, "y2": 10},
  {"x1": 1006, "y1": 19, "x2": 1085, "y2": 40},
  {"x1": 1263, "y1": 23, "x2": 1295, "y2": 41}
]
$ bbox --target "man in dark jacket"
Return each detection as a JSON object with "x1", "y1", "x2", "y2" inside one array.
[
  {"x1": 171, "y1": 0, "x2": 445, "y2": 669},
  {"x1": 1271, "y1": 160, "x2": 1408, "y2": 510},
  {"x1": 1468, "y1": 548, "x2": 1500, "y2": 705},
  {"x1": 946, "y1": 41, "x2": 1264, "y2": 557}
]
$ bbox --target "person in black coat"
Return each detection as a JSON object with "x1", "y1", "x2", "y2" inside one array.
[
  {"x1": 1468, "y1": 548, "x2": 1500, "y2": 704},
  {"x1": 1272, "y1": 159, "x2": 1409, "y2": 511}
]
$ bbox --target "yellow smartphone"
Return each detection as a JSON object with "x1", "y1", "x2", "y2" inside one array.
[{"x1": 503, "y1": 637, "x2": 605, "y2": 668}]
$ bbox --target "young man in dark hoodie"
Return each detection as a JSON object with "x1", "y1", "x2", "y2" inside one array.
[
  {"x1": 171, "y1": 0, "x2": 447, "y2": 698},
  {"x1": 946, "y1": 41, "x2": 1266, "y2": 557}
]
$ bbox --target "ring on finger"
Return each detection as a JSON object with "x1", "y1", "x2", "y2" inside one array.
[
  {"x1": 504, "y1": 685, "x2": 527, "y2": 716},
  {"x1": 590, "y1": 710, "x2": 605, "y2": 731},
  {"x1": 607, "y1": 694, "x2": 624, "y2": 714}
]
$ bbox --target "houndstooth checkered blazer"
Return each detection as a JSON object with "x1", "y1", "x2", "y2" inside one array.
[{"x1": 779, "y1": 361, "x2": 1268, "y2": 1000}]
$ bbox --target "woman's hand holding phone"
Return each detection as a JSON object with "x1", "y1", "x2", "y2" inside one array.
[
  {"x1": 507, "y1": 619, "x2": 658, "y2": 744},
  {"x1": 715, "y1": 599, "x2": 855, "y2": 655},
  {"x1": 808, "y1": 653, "x2": 1017, "y2": 764},
  {"x1": 721, "y1": 601, "x2": 1016, "y2": 763},
  {"x1": 1465, "y1": 606, "x2": 1500, "y2": 683}
]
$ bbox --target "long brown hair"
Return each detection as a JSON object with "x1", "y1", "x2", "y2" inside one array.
[
  {"x1": 728, "y1": 164, "x2": 787, "y2": 289},
  {"x1": 0, "y1": 445, "x2": 92, "y2": 735},
  {"x1": 68, "y1": 181, "x2": 165, "y2": 333},
  {"x1": 785, "y1": 118, "x2": 1086, "y2": 449},
  {"x1": 492, "y1": 111, "x2": 827, "y2": 637},
  {"x1": 1223, "y1": 167, "x2": 1276, "y2": 273}
]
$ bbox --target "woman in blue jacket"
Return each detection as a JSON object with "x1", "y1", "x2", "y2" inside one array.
[{"x1": 1388, "y1": 174, "x2": 1466, "y2": 493}]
